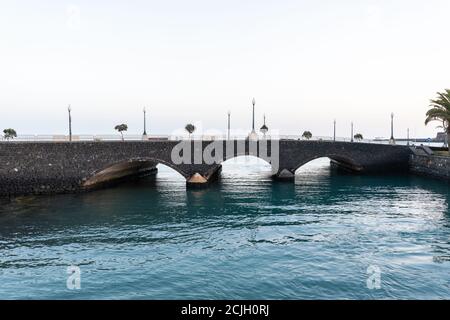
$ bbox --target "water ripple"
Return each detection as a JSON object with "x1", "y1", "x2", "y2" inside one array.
[{"x1": 0, "y1": 158, "x2": 449, "y2": 299}]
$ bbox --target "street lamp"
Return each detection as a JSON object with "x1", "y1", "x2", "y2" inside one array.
[
  {"x1": 260, "y1": 114, "x2": 268, "y2": 138},
  {"x1": 227, "y1": 111, "x2": 231, "y2": 140},
  {"x1": 68, "y1": 104, "x2": 72, "y2": 142},
  {"x1": 142, "y1": 107, "x2": 148, "y2": 139},
  {"x1": 252, "y1": 97, "x2": 256, "y2": 132},
  {"x1": 351, "y1": 122, "x2": 354, "y2": 142},
  {"x1": 407, "y1": 128, "x2": 410, "y2": 146},
  {"x1": 389, "y1": 112, "x2": 395, "y2": 145},
  {"x1": 248, "y1": 97, "x2": 258, "y2": 140},
  {"x1": 333, "y1": 119, "x2": 336, "y2": 142}
]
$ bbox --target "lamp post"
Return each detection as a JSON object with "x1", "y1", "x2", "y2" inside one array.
[
  {"x1": 248, "y1": 97, "x2": 258, "y2": 140},
  {"x1": 389, "y1": 112, "x2": 395, "y2": 145},
  {"x1": 407, "y1": 128, "x2": 410, "y2": 146},
  {"x1": 260, "y1": 114, "x2": 268, "y2": 138},
  {"x1": 143, "y1": 107, "x2": 147, "y2": 137},
  {"x1": 68, "y1": 104, "x2": 72, "y2": 142},
  {"x1": 351, "y1": 122, "x2": 354, "y2": 142},
  {"x1": 333, "y1": 119, "x2": 336, "y2": 142},
  {"x1": 252, "y1": 98, "x2": 256, "y2": 133},
  {"x1": 227, "y1": 111, "x2": 231, "y2": 140}
]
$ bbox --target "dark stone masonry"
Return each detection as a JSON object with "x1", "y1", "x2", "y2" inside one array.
[
  {"x1": 410, "y1": 154, "x2": 450, "y2": 181},
  {"x1": 0, "y1": 140, "x2": 413, "y2": 196}
]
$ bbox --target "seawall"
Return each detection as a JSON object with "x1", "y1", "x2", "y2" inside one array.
[{"x1": 410, "y1": 154, "x2": 450, "y2": 181}]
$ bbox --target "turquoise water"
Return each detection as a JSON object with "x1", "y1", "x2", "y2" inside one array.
[{"x1": 0, "y1": 157, "x2": 449, "y2": 299}]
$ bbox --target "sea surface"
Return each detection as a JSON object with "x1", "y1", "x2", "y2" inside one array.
[{"x1": 0, "y1": 157, "x2": 449, "y2": 299}]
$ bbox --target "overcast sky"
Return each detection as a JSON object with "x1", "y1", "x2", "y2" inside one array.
[{"x1": 1, "y1": 0, "x2": 450, "y2": 138}]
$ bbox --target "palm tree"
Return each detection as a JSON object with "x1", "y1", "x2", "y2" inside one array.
[
  {"x1": 425, "y1": 89, "x2": 450, "y2": 151},
  {"x1": 185, "y1": 123, "x2": 196, "y2": 139},
  {"x1": 3, "y1": 128, "x2": 17, "y2": 141},
  {"x1": 114, "y1": 124, "x2": 128, "y2": 141},
  {"x1": 302, "y1": 131, "x2": 312, "y2": 140},
  {"x1": 354, "y1": 133, "x2": 363, "y2": 141}
]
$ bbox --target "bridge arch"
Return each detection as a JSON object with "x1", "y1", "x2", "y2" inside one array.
[
  {"x1": 218, "y1": 154, "x2": 276, "y2": 179},
  {"x1": 293, "y1": 153, "x2": 364, "y2": 173},
  {"x1": 219, "y1": 154, "x2": 272, "y2": 166},
  {"x1": 82, "y1": 157, "x2": 189, "y2": 188}
]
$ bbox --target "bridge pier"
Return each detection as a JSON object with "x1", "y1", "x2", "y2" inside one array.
[
  {"x1": 273, "y1": 168, "x2": 296, "y2": 181},
  {"x1": 186, "y1": 165, "x2": 222, "y2": 188}
]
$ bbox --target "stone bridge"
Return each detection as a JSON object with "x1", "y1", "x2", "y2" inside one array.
[{"x1": 0, "y1": 140, "x2": 411, "y2": 196}]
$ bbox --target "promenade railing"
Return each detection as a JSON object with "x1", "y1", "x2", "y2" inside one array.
[{"x1": 1, "y1": 134, "x2": 396, "y2": 144}]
